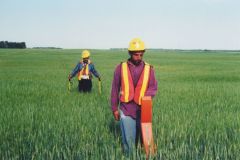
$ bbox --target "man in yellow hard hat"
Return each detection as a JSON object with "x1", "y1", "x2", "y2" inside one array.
[
  {"x1": 110, "y1": 38, "x2": 158, "y2": 153},
  {"x1": 68, "y1": 50, "x2": 101, "y2": 92}
]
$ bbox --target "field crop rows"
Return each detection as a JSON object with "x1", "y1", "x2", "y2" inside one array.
[{"x1": 0, "y1": 49, "x2": 240, "y2": 159}]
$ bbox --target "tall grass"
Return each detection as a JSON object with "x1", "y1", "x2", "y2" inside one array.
[{"x1": 0, "y1": 49, "x2": 240, "y2": 159}]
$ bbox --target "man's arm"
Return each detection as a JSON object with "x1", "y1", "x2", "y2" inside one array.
[
  {"x1": 69, "y1": 63, "x2": 81, "y2": 78},
  {"x1": 111, "y1": 64, "x2": 121, "y2": 112},
  {"x1": 90, "y1": 64, "x2": 101, "y2": 80}
]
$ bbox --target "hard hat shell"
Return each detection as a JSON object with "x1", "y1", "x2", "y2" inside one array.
[
  {"x1": 82, "y1": 50, "x2": 90, "y2": 58},
  {"x1": 128, "y1": 38, "x2": 145, "y2": 51}
]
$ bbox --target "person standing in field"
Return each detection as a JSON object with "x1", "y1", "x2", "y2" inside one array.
[
  {"x1": 68, "y1": 50, "x2": 101, "y2": 92},
  {"x1": 111, "y1": 38, "x2": 158, "y2": 153}
]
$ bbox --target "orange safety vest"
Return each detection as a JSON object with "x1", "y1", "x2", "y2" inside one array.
[
  {"x1": 77, "y1": 60, "x2": 91, "y2": 80},
  {"x1": 120, "y1": 62, "x2": 151, "y2": 105}
]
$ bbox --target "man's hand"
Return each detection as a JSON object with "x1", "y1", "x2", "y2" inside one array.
[
  {"x1": 68, "y1": 74, "x2": 72, "y2": 81},
  {"x1": 113, "y1": 110, "x2": 120, "y2": 121}
]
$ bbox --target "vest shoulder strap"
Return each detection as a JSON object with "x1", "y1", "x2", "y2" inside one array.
[{"x1": 144, "y1": 62, "x2": 153, "y2": 68}]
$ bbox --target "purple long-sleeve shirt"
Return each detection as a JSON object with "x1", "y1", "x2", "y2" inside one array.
[{"x1": 111, "y1": 60, "x2": 158, "y2": 119}]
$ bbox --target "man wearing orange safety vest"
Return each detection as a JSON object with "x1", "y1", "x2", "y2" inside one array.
[
  {"x1": 111, "y1": 38, "x2": 158, "y2": 154},
  {"x1": 68, "y1": 50, "x2": 101, "y2": 92}
]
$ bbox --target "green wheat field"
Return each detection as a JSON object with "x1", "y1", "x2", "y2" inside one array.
[{"x1": 0, "y1": 49, "x2": 240, "y2": 159}]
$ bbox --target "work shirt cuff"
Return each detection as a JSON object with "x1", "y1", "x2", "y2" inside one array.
[{"x1": 111, "y1": 106, "x2": 118, "y2": 112}]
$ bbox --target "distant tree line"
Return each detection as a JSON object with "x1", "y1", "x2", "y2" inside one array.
[
  {"x1": 32, "y1": 47, "x2": 62, "y2": 49},
  {"x1": 0, "y1": 41, "x2": 26, "y2": 49}
]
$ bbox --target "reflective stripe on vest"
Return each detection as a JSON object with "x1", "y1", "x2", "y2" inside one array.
[
  {"x1": 120, "y1": 62, "x2": 134, "y2": 102},
  {"x1": 120, "y1": 62, "x2": 151, "y2": 105},
  {"x1": 78, "y1": 60, "x2": 91, "y2": 80}
]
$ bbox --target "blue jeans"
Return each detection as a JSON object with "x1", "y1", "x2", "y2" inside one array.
[{"x1": 120, "y1": 110, "x2": 141, "y2": 154}]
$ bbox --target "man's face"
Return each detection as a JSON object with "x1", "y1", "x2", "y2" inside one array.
[
  {"x1": 83, "y1": 58, "x2": 89, "y2": 63},
  {"x1": 130, "y1": 51, "x2": 144, "y2": 65}
]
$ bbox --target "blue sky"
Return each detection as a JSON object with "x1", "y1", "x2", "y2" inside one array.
[{"x1": 1, "y1": 0, "x2": 240, "y2": 49}]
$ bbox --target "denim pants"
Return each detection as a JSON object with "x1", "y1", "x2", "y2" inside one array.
[{"x1": 120, "y1": 110, "x2": 141, "y2": 154}]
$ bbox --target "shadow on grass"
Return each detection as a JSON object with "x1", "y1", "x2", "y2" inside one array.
[{"x1": 108, "y1": 119, "x2": 121, "y2": 139}]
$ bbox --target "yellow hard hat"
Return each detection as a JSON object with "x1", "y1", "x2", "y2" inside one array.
[
  {"x1": 82, "y1": 50, "x2": 90, "y2": 58},
  {"x1": 128, "y1": 38, "x2": 145, "y2": 51}
]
